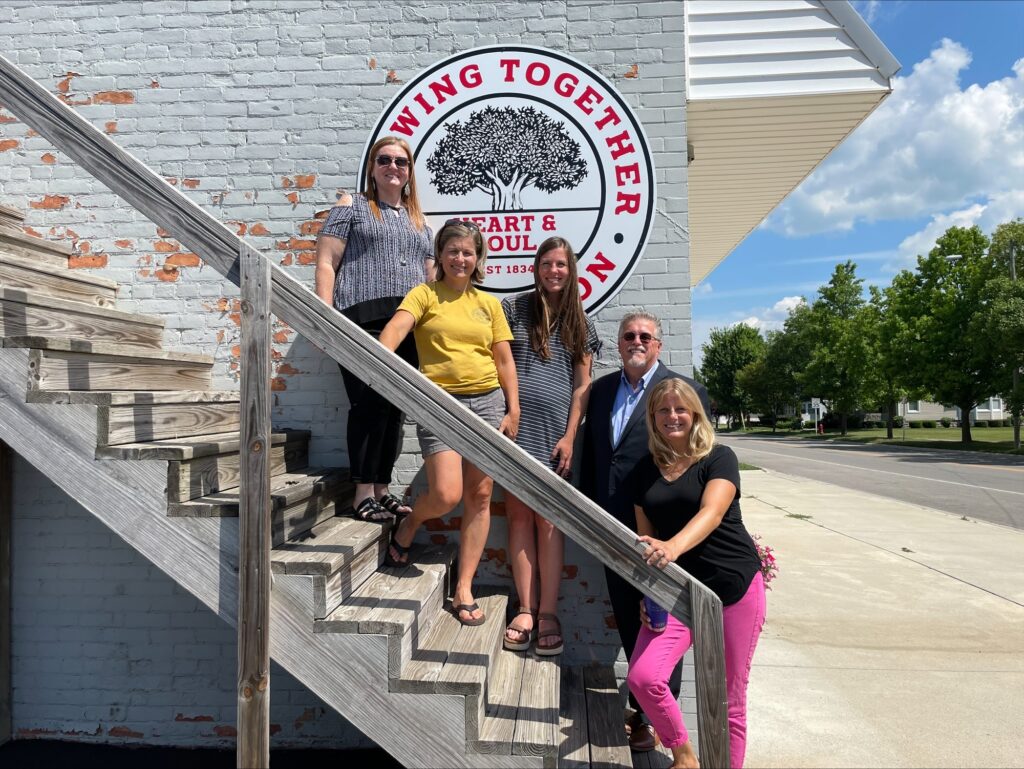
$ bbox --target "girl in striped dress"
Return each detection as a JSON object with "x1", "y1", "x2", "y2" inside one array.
[{"x1": 500, "y1": 237, "x2": 601, "y2": 656}]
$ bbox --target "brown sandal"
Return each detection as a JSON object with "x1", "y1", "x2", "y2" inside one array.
[
  {"x1": 503, "y1": 607, "x2": 537, "y2": 651},
  {"x1": 535, "y1": 613, "x2": 564, "y2": 656}
]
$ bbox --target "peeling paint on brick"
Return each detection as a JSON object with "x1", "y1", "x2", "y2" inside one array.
[
  {"x1": 286, "y1": 192, "x2": 300, "y2": 207},
  {"x1": 563, "y1": 564, "x2": 579, "y2": 579},
  {"x1": 115, "y1": 239, "x2": 134, "y2": 249},
  {"x1": 249, "y1": 222, "x2": 271, "y2": 236},
  {"x1": 369, "y1": 57, "x2": 377, "y2": 70},
  {"x1": 105, "y1": 121, "x2": 118, "y2": 133},
  {"x1": 30, "y1": 194, "x2": 71, "y2": 210},
  {"x1": 271, "y1": 377, "x2": 287, "y2": 391},
  {"x1": 41, "y1": 152, "x2": 57, "y2": 164},
  {"x1": 165, "y1": 253, "x2": 202, "y2": 268},
  {"x1": 154, "y1": 240, "x2": 179, "y2": 253},
  {"x1": 273, "y1": 330, "x2": 291, "y2": 344},
  {"x1": 155, "y1": 265, "x2": 179, "y2": 282},
  {"x1": 174, "y1": 713, "x2": 214, "y2": 722},
  {"x1": 386, "y1": 69, "x2": 401, "y2": 84},
  {"x1": 0, "y1": 139, "x2": 20, "y2": 152},
  {"x1": 108, "y1": 725, "x2": 144, "y2": 738},
  {"x1": 624, "y1": 64, "x2": 639, "y2": 79},
  {"x1": 294, "y1": 174, "x2": 316, "y2": 189},
  {"x1": 299, "y1": 220, "x2": 323, "y2": 236},
  {"x1": 425, "y1": 516, "x2": 462, "y2": 532},
  {"x1": 93, "y1": 91, "x2": 135, "y2": 105},
  {"x1": 211, "y1": 725, "x2": 237, "y2": 738},
  {"x1": 182, "y1": 178, "x2": 200, "y2": 189}
]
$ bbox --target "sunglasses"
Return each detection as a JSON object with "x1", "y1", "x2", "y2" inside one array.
[
  {"x1": 622, "y1": 331, "x2": 659, "y2": 344},
  {"x1": 375, "y1": 155, "x2": 410, "y2": 168},
  {"x1": 443, "y1": 218, "x2": 481, "y2": 232}
]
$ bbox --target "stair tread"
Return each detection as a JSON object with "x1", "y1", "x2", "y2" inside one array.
[
  {"x1": 435, "y1": 592, "x2": 507, "y2": 696},
  {"x1": 477, "y1": 648, "x2": 560, "y2": 757},
  {"x1": 0, "y1": 203, "x2": 24, "y2": 223},
  {"x1": 0, "y1": 227, "x2": 74, "y2": 256},
  {"x1": 31, "y1": 389, "x2": 239, "y2": 405},
  {"x1": 0, "y1": 250, "x2": 119, "y2": 289},
  {"x1": 0, "y1": 286, "x2": 163, "y2": 325},
  {"x1": 395, "y1": 598, "x2": 464, "y2": 691},
  {"x1": 97, "y1": 428, "x2": 309, "y2": 460},
  {"x1": 580, "y1": 665, "x2": 633, "y2": 769},
  {"x1": 7, "y1": 335, "x2": 212, "y2": 363},
  {"x1": 271, "y1": 515, "x2": 389, "y2": 576},
  {"x1": 171, "y1": 467, "x2": 349, "y2": 515},
  {"x1": 315, "y1": 543, "x2": 454, "y2": 634}
]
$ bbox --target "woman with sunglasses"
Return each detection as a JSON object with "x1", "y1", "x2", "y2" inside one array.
[
  {"x1": 379, "y1": 219, "x2": 519, "y2": 627},
  {"x1": 314, "y1": 136, "x2": 434, "y2": 522},
  {"x1": 499, "y1": 237, "x2": 600, "y2": 656},
  {"x1": 628, "y1": 377, "x2": 765, "y2": 769}
]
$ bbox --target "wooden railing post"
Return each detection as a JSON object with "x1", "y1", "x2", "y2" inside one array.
[
  {"x1": 0, "y1": 440, "x2": 11, "y2": 747},
  {"x1": 691, "y1": 588, "x2": 730, "y2": 768},
  {"x1": 237, "y1": 245, "x2": 272, "y2": 768}
]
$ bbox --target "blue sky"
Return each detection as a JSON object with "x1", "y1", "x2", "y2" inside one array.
[{"x1": 691, "y1": 0, "x2": 1024, "y2": 366}]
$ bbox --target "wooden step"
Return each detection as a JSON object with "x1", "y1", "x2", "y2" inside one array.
[
  {"x1": 0, "y1": 228, "x2": 72, "y2": 267},
  {"x1": 167, "y1": 434, "x2": 307, "y2": 503},
  {"x1": 558, "y1": 665, "x2": 633, "y2": 769},
  {"x1": 0, "y1": 251, "x2": 117, "y2": 308},
  {"x1": 169, "y1": 468, "x2": 353, "y2": 546},
  {"x1": 1, "y1": 288, "x2": 163, "y2": 349},
  {"x1": 475, "y1": 648, "x2": 560, "y2": 762},
  {"x1": 14, "y1": 337, "x2": 212, "y2": 392},
  {"x1": 97, "y1": 399, "x2": 239, "y2": 446},
  {"x1": 0, "y1": 203, "x2": 24, "y2": 230},
  {"x1": 96, "y1": 427, "x2": 308, "y2": 460},
  {"x1": 272, "y1": 515, "x2": 390, "y2": 619},
  {"x1": 29, "y1": 389, "x2": 238, "y2": 406},
  {"x1": 315, "y1": 543, "x2": 457, "y2": 680}
]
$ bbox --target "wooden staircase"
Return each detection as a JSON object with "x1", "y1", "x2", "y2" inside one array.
[{"x1": 0, "y1": 209, "x2": 638, "y2": 767}]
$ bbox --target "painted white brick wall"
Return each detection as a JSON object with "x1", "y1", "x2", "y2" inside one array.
[{"x1": 1, "y1": 0, "x2": 696, "y2": 747}]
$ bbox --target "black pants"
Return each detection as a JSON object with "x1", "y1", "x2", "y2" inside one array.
[
  {"x1": 339, "y1": 327, "x2": 418, "y2": 485},
  {"x1": 605, "y1": 566, "x2": 683, "y2": 715}
]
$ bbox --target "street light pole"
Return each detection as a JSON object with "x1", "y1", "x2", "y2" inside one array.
[{"x1": 1011, "y1": 243, "x2": 1020, "y2": 450}]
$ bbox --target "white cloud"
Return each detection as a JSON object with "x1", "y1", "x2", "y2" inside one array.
[
  {"x1": 694, "y1": 281, "x2": 713, "y2": 295},
  {"x1": 852, "y1": 0, "x2": 882, "y2": 24},
  {"x1": 692, "y1": 296, "x2": 805, "y2": 367},
  {"x1": 768, "y1": 41, "x2": 1024, "y2": 237}
]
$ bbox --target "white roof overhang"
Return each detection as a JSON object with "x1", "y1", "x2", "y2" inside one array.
[{"x1": 685, "y1": 0, "x2": 900, "y2": 285}]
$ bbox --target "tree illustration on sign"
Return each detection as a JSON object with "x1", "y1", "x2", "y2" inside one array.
[{"x1": 426, "y1": 106, "x2": 588, "y2": 210}]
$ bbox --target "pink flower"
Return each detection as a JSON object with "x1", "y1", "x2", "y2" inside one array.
[{"x1": 751, "y1": 534, "x2": 779, "y2": 589}]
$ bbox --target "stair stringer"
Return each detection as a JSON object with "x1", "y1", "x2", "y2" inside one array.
[{"x1": 0, "y1": 346, "x2": 540, "y2": 769}]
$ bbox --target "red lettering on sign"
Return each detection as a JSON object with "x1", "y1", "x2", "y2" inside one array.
[
  {"x1": 389, "y1": 106, "x2": 421, "y2": 136},
  {"x1": 615, "y1": 163, "x2": 641, "y2": 187},
  {"x1": 606, "y1": 130, "x2": 635, "y2": 161},
  {"x1": 595, "y1": 105, "x2": 621, "y2": 131},
  {"x1": 554, "y1": 72, "x2": 579, "y2": 97},
  {"x1": 573, "y1": 85, "x2": 603, "y2": 115},
  {"x1": 585, "y1": 251, "x2": 615, "y2": 284},
  {"x1": 578, "y1": 276, "x2": 592, "y2": 301},
  {"x1": 460, "y1": 64, "x2": 483, "y2": 88},
  {"x1": 429, "y1": 74, "x2": 458, "y2": 104},
  {"x1": 615, "y1": 192, "x2": 641, "y2": 215},
  {"x1": 526, "y1": 61, "x2": 551, "y2": 86},
  {"x1": 499, "y1": 59, "x2": 522, "y2": 82}
]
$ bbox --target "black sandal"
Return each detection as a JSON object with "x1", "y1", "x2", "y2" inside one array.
[
  {"x1": 384, "y1": 527, "x2": 412, "y2": 568},
  {"x1": 378, "y1": 492, "x2": 412, "y2": 517},
  {"x1": 354, "y1": 496, "x2": 393, "y2": 522}
]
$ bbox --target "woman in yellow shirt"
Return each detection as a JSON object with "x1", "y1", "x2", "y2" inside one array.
[{"x1": 380, "y1": 219, "x2": 520, "y2": 626}]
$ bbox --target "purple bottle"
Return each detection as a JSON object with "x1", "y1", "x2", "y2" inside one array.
[{"x1": 643, "y1": 596, "x2": 668, "y2": 631}]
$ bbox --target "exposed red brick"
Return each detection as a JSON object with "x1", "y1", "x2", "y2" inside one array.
[
  {"x1": 425, "y1": 516, "x2": 461, "y2": 532},
  {"x1": 41, "y1": 152, "x2": 57, "y2": 164},
  {"x1": 165, "y1": 252, "x2": 201, "y2": 268},
  {"x1": 273, "y1": 330, "x2": 290, "y2": 344},
  {"x1": 154, "y1": 240, "x2": 179, "y2": 252},
  {"x1": 271, "y1": 348, "x2": 283, "y2": 361},
  {"x1": 314, "y1": 208, "x2": 331, "y2": 220},
  {"x1": 249, "y1": 222, "x2": 270, "y2": 236},
  {"x1": 156, "y1": 226, "x2": 172, "y2": 237},
  {"x1": 155, "y1": 265, "x2": 180, "y2": 282},
  {"x1": 271, "y1": 377, "x2": 287, "y2": 391},
  {"x1": 386, "y1": 70, "x2": 401, "y2": 84},
  {"x1": 138, "y1": 269, "x2": 151, "y2": 278},
  {"x1": 165, "y1": 177, "x2": 178, "y2": 186},
  {"x1": 276, "y1": 237, "x2": 315, "y2": 251},
  {"x1": 276, "y1": 362, "x2": 301, "y2": 376},
  {"x1": 182, "y1": 178, "x2": 200, "y2": 189},
  {"x1": 281, "y1": 176, "x2": 294, "y2": 188},
  {"x1": 105, "y1": 121, "x2": 117, "y2": 133},
  {"x1": 93, "y1": 91, "x2": 135, "y2": 105},
  {"x1": 0, "y1": 139, "x2": 20, "y2": 152},
  {"x1": 280, "y1": 254, "x2": 294, "y2": 266},
  {"x1": 115, "y1": 239, "x2": 134, "y2": 248},
  {"x1": 30, "y1": 194, "x2": 70, "y2": 210},
  {"x1": 293, "y1": 708, "x2": 316, "y2": 730},
  {"x1": 603, "y1": 613, "x2": 618, "y2": 629},
  {"x1": 216, "y1": 329, "x2": 226, "y2": 343},
  {"x1": 78, "y1": 241, "x2": 91, "y2": 253},
  {"x1": 369, "y1": 57, "x2": 377, "y2": 70},
  {"x1": 137, "y1": 254, "x2": 152, "y2": 266},
  {"x1": 17, "y1": 727, "x2": 58, "y2": 737},
  {"x1": 299, "y1": 220, "x2": 323, "y2": 236},
  {"x1": 229, "y1": 311, "x2": 241, "y2": 326},
  {"x1": 286, "y1": 192, "x2": 300, "y2": 207},
  {"x1": 297, "y1": 251, "x2": 317, "y2": 266},
  {"x1": 212, "y1": 725, "x2": 237, "y2": 738},
  {"x1": 484, "y1": 547, "x2": 507, "y2": 566},
  {"x1": 563, "y1": 564, "x2": 578, "y2": 579},
  {"x1": 0, "y1": 111, "x2": 17, "y2": 124},
  {"x1": 174, "y1": 714, "x2": 214, "y2": 722},
  {"x1": 228, "y1": 221, "x2": 247, "y2": 236},
  {"x1": 23, "y1": 226, "x2": 44, "y2": 238},
  {"x1": 624, "y1": 64, "x2": 639, "y2": 79},
  {"x1": 294, "y1": 174, "x2": 316, "y2": 189},
  {"x1": 69, "y1": 253, "x2": 108, "y2": 269},
  {"x1": 108, "y1": 726, "x2": 144, "y2": 738},
  {"x1": 270, "y1": 724, "x2": 282, "y2": 736},
  {"x1": 150, "y1": 79, "x2": 160, "y2": 88},
  {"x1": 56, "y1": 71, "x2": 80, "y2": 95},
  {"x1": 231, "y1": 345, "x2": 241, "y2": 358}
]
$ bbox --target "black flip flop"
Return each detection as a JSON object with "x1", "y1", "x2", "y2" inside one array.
[{"x1": 452, "y1": 601, "x2": 486, "y2": 626}]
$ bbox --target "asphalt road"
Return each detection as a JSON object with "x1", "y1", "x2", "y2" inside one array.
[{"x1": 717, "y1": 433, "x2": 1024, "y2": 530}]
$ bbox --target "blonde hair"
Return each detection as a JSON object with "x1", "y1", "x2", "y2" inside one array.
[
  {"x1": 646, "y1": 378, "x2": 716, "y2": 467},
  {"x1": 434, "y1": 221, "x2": 487, "y2": 284},
  {"x1": 362, "y1": 136, "x2": 426, "y2": 231},
  {"x1": 528, "y1": 237, "x2": 591, "y2": 363}
]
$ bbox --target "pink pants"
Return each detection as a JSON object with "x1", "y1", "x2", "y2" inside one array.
[{"x1": 627, "y1": 572, "x2": 766, "y2": 768}]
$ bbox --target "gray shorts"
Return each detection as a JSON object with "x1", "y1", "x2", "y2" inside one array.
[{"x1": 417, "y1": 387, "x2": 505, "y2": 457}]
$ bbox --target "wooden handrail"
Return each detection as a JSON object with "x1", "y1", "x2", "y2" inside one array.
[{"x1": 0, "y1": 53, "x2": 731, "y2": 767}]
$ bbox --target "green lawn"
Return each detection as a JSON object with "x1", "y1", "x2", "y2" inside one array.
[{"x1": 722, "y1": 425, "x2": 1023, "y2": 455}]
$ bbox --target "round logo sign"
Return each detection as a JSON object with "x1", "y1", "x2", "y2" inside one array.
[{"x1": 361, "y1": 45, "x2": 656, "y2": 314}]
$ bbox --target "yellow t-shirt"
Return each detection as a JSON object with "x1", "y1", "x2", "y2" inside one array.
[{"x1": 398, "y1": 281, "x2": 514, "y2": 395}]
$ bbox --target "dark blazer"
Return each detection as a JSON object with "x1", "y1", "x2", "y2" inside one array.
[{"x1": 580, "y1": 362, "x2": 711, "y2": 525}]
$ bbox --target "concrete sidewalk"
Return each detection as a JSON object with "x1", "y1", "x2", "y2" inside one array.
[{"x1": 739, "y1": 469, "x2": 1024, "y2": 768}]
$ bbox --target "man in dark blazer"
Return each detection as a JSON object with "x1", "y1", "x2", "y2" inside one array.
[{"x1": 580, "y1": 310, "x2": 711, "y2": 752}]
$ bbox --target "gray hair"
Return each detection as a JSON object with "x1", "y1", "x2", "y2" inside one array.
[{"x1": 618, "y1": 311, "x2": 662, "y2": 339}]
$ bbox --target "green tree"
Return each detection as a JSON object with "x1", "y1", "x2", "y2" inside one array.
[
  {"x1": 983, "y1": 219, "x2": 1024, "y2": 448},
  {"x1": 699, "y1": 324, "x2": 765, "y2": 428},
  {"x1": 799, "y1": 262, "x2": 875, "y2": 435},
  {"x1": 889, "y1": 225, "x2": 1000, "y2": 442},
  {"x1": 736, "y1": 330, "x2": 804, "y2": 433},
  {"x1": 865, "y1": 284, "x2": 914, "y2": 439}
]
